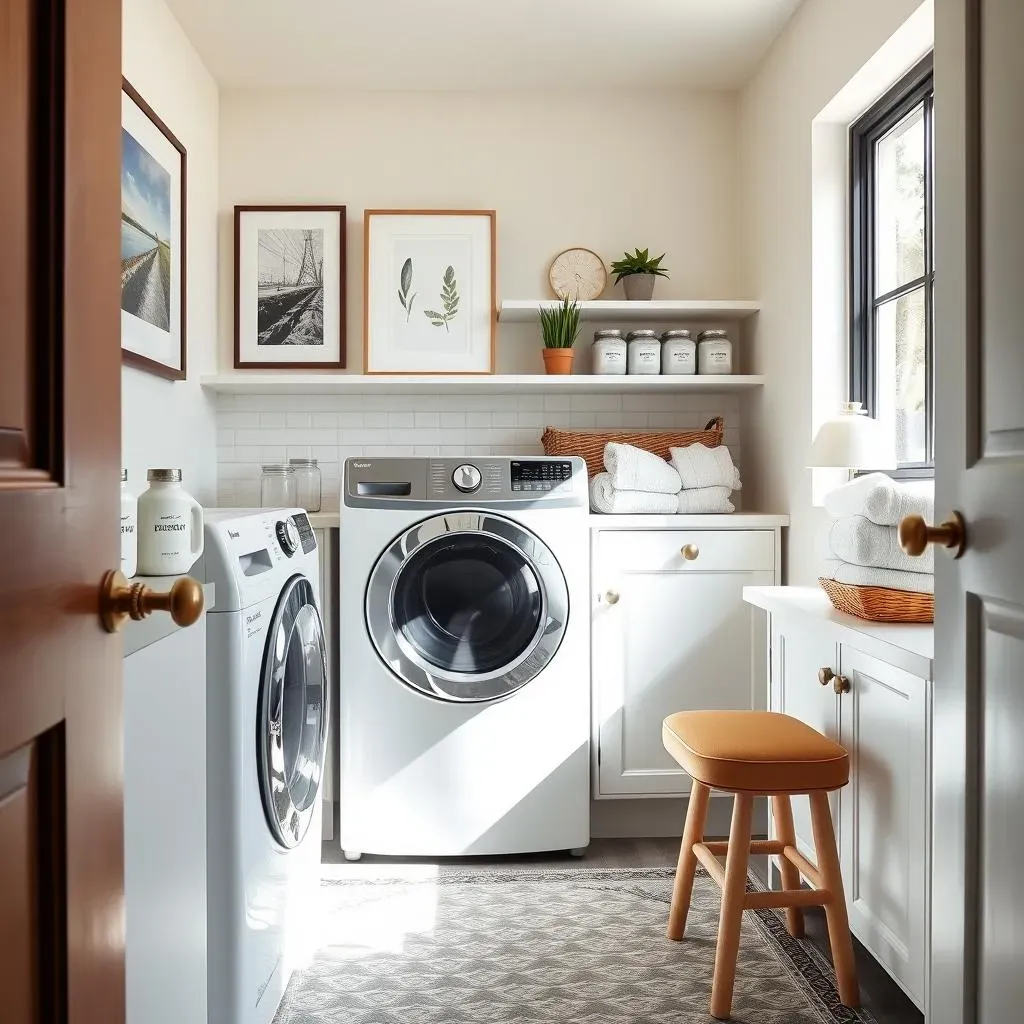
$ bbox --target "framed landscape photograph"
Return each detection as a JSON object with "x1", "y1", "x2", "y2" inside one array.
[
  {"x1": 121, "y1": 79, "x2": 186, "y2": 380},
  {"x1": 234, "y1": 205, "x2": 346, "y2": 369},
  {"x1": 364, "y1": 210, "x2": 496, "y2": 374}
]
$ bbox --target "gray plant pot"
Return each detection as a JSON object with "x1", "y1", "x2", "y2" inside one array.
[{"x1": 623, "y1": 274, "x2": 656, "y2": 301}]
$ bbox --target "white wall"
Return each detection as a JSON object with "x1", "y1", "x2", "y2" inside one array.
[
  {"x1": 122, "y1": 0, "x2": 219, "y2": 504},
  {"x1": 739, "y1": 0, "x2": 930, "y2": 583}
]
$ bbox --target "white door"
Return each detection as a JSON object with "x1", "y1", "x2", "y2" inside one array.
[
  {"x1": 931, "y1": 3, "x2": 1024, "y2": 1021},
  {"x1": 769, "y1": 615, "x2": 840, "y2": 860},
  {"x1": 837, "y1": 646, "x2": 928, "y2": 1011},
  {"x1": 593, "y1": 530, "x2": 774, "y2": 797}
]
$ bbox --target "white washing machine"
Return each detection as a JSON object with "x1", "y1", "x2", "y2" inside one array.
[
  {"x1": 199, "y1": 509, "x2": 328, "y2": 1024},
  {"x1": 339, "y1": 456, "x2": 590, "y2": 859}
]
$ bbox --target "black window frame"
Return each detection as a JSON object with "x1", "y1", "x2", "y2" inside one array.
[{"x1": 850, "y1": 53, "x2": 935, "y2": 479}]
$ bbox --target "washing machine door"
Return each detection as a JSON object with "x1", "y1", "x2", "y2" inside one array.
[
  {"x1": 366, "y1": 511, "x2": 570, "y2": 702},
  {"x1": 257, "y1": 574, "x2": 328, "y2": 848}
]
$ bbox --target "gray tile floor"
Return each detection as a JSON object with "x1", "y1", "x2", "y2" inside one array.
[{"x1": 322, "y1": 838, "x2": 923, "y2": 1024}]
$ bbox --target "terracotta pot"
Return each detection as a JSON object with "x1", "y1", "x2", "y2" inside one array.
[
  {"x1": 542, "y1": 348, "x2": 575, "y2": 375},
  {"x1": 623, "y1": 274, "x2": 657, "y2": 301}
]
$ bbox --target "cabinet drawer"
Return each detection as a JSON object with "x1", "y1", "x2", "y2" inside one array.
[{"x1": 597, "y1": 529, "x2": 774, "y2": 573}]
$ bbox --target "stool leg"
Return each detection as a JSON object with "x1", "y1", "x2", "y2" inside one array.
[
  {"x1": 710, "y1": 792, "x2": 753, "y2": 1021},
  {"x1": 667, "y1": 779, "x2": 710, "y2": 940},
  {"x1": 771, "y1": 794, "x2": 805, "y2": 939},
  {"x1": 808, "y1": 791, "x2": 860, "y2": 1008}
]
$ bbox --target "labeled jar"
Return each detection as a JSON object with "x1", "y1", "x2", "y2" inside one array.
[
  {"x1": 289, "y1": 458, "x2": 322, "y2": 512},
  {"x1": 137, "y1": 469, "x2": 204, "y2": 576},
  {"x1": 260, "y1": 464, "x2": 297, "y2": 508},
  {"x1": 697, "y1": 329, "x2": 733, "y2": 375},
  {"x1": 591, "y1": 329, "x2": 627, "y2": 375},
  {"x1": 626, "y1": 329, "x2": 661, "y2": 375},
  {"x1": 660, "y1": 329, "x2": 696, "y2": 375},
  {"x1": 121, "y1": 469, "x2": 138, "y2": 578}
]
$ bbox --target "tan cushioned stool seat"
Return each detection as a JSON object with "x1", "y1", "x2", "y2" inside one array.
[{"x1": 662, "y1": 710, "x2": 849, "y2": 793}]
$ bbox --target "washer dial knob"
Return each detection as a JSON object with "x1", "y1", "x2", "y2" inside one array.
[
  {"x1": 276, "y1": 518, "x2": 299, "y2": 556},
  {"x1": 452, "y1": 464, "x2": 482, "y2": 493}
]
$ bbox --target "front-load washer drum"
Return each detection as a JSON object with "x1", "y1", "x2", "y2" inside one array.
[
  {"x1": 366, "y1": 511, "x2": 570, "y2": 702},
  {"x1": 257, "y1": 574, "x2": 329, "y2": 848}
]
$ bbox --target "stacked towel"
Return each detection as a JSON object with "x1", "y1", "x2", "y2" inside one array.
[
  {"x1": 824, "y1": 475, "x2": 934, "y2": 593},
  {"x1": 669, "y1": 443, "x2": 740, "y2": 514}
]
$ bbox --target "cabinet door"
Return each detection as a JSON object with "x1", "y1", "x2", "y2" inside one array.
[
  {"x1": 593, "y1": 531, "x2": 774, "y2": 797},
  {"x1": 838, "y1": 645, "x2": 928, "y2": 1010},
  {"x1": 769, "y1": 616, "x2": 840, "y2": 860}
]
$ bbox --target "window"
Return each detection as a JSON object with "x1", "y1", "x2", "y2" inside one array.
[{"x1": 850, "y1": 54, "x2": 934, "y2": 474}]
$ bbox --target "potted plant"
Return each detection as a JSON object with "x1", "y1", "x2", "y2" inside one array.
[
  {"x1": 539, "y1": 295, "x2": 582, "y2": 374},
  {"x1": 610, "y1": 247, "x2": 670, "y2": 300}
]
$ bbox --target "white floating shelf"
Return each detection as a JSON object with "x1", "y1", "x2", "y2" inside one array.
[
  {"x1": 499, "y1": 299, "x2": 761, "y2": 322},
  {"x1": 200, "y1": 373, "x2": 765, "y2": 396}
]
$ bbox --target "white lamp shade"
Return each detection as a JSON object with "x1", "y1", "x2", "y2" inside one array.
[{"x1": 808, "y1": 403, "x2": 896, "y2": 469}]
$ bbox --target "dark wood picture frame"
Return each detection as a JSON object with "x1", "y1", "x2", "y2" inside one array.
[
  {"x1": 120, "y1": 78, "x2": 187, "y2": 381},
  {"x1": 233, "y1": 205, "x2": 347, "y2": 370}
]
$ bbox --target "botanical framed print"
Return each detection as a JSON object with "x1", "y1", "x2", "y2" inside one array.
[
  {"x1": 364, "y1": 210, "x2": 496, "y2": 374},
  {"x1": 121, "y1": 79, "x2": 186, "y2": 380},
  {"x1": 234, "y1": 205, "x2": 346, "y2": 369}
]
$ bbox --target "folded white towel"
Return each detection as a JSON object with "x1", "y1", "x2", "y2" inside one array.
[
  {"x1": 827, "y1": 560, "x2": 934, "y2": 595},
  {"x1": 830, "y1": 515, "x2": 934, "y2": 573},
  {"x1": 590, "y1": 473, "x2": 679, "y2": 515},
  {"x1": 824, "y1": 472, "x2": 934, "y2": 526},
  {"x1": 669, "y1": 443, "x2": 741, "y2": 491},
  {"x1": 677, "y1": 487, "x2": 735, "y2": 514},
  {"x1": 603, "y1": 442, "x2": 681, "y2": 494}
]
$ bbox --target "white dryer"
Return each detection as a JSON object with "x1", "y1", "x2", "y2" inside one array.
[
  {"x1": 339, "y1": 456, "x2": 590, "y2": 859},
  {"x1": 200, "y1": 509, "x2": 328, "y2": 1024}
]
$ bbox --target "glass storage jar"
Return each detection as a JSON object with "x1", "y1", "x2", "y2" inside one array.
[
  {"x1": 660, "y1": 329, "x2": 696, "y2": 374},
  {"x1": 697, "y1": 329, "x2": 733, "y2": 374},
  {"x1": 626, "y1": 329, "x2": 662, "y2": 374},
  {"x1": 260, "y1": 464, "x2": 297, "y2": 508},
  {"x1": 591, "y1": 329, "x2": 627, "y2": 375},
  {"x1": 289, "y1": 457, "x2": 322, "y2": 512}
]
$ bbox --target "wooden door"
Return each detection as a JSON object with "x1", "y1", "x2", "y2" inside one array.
[
  {"x1": 0, "y1": 1, "x2": 124, "y2": 1022},
  {"x1": 837, "y1": 647, "x2": 928, "y2": 1011},
  {"x1": 931, "y1": 1, "x2": 1024, "y2": 1021}
]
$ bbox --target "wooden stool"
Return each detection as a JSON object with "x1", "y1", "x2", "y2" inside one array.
[{"x1": 662, "y1": 710, "x2": 859, "y2": 1021}]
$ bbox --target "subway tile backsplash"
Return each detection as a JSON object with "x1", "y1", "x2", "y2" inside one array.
[{"x1": 213, "y1": 392, "x2": 742, "y2": 511}]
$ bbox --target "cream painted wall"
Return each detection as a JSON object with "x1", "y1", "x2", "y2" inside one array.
[
  {"x1": 217, "y1": 89, "x2": 742, "y2": 373},
  {"x1": 739, "y1": 0, "x2": 930, "y2": 584},
  {"x1": 122, "y1": 0, "x2": 219, "y2": 504}
]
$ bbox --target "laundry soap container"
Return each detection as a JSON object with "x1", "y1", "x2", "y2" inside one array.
[
  {"x1": 136, "y1": 469, "x2": 204, "y2": 575},
  {"x1": 120, "y1": 469, "x2": 137, "y2": 578}
]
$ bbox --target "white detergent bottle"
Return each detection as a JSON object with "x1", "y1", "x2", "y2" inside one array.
[
  {"x1": 136, "y1": 469, "x2": 204, "y2": 575},
  {"x1": 120, "y1": 469, "x2": 138, "y2": 577}
]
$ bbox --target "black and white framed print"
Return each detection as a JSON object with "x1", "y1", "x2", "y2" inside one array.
[
  {"x1": 121, "y1": 79, "x2": 186, "y2": 380},
  {"x1": 234, "y1": 205, "x2": 347, "y2": 369}
]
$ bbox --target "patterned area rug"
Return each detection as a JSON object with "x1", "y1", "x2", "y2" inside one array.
[{"x1": 274, "y1": 866, "x2": 877, "y2": 1024}]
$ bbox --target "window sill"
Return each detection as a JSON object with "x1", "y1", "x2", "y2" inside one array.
[{"x1": 856, "y1": 466, "x2": 934, "y2": 481}]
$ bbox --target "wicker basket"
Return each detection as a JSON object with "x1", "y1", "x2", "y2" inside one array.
[
  {"x1": 818, "y1": 577, "x2": 934, "y2": 624},
  {"x1": 541, "y1": 417, "x2": 725, "y2": 477}
]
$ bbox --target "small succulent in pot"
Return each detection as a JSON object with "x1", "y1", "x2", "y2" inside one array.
[
  {"x1": 539, "y1": 295, "x2": 582, "y2": 374},
  {"x1": 610, "y1": 247, "x2": 670, "y2": 300}
]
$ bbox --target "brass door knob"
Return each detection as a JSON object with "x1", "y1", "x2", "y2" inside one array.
[
  {"x1": 833, "y1": 674, "x2": 851, "y2": 695},
  {"x1": 899, "y1": 511, "x2": 966, "y2": 559},
  {"x1": 818, "y1": 666, "x2": 835, "y2": 686},
  {"x1": 100, "y1": 570, "x2": 204, "y2": 633},
  {"x1": 604, "y1": 590, "x2": 620, "y2": 605},
  {"x1": 681, "y1": 544, "x2": 700, "y2": 561}
]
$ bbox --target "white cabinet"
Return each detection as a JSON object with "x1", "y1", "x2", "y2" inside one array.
[{"x1": 593, "y1": 528, "x2": 778, "y2": 797}]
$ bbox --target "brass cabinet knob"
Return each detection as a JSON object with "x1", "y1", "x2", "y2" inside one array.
[
  {"x1": 680, "y1": 544, "x2": 700, "y2": 561},
  {"x1": 833, "y1": 674, "x2": 851, "y2": 695},
  {"x1": 100, "y1": 570, "x2": 204, "y2": 633},
  {"x1": 899, "y1": 511, "x2": 966, "y2": 559},
  {"x1": 818, "y1": 666, "x2": 835, "y2": 687},
  {"x1": 604, "y1": 590, "x2": 620, "y2": 605}
]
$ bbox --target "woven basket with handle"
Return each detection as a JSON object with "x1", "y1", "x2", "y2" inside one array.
[
  {"x1": 818, "y1": 577, "x2": 934, "y2": 624},
  {"x1": 541, "y1": 417, "x2": 725, "y2": 477}
]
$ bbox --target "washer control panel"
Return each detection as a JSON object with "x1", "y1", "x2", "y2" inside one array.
[
  {"x1": 452, "y1": 464, "x2": 482, "y2": 493},
  {"x1": 510, "y1": 459, "x2": 573, "y2": 493}
]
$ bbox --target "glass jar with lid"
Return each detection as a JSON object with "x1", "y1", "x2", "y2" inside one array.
[
  {"x1": 626, "y1": 329, "x2": 662, "y2": 375},
  {"x1": 289, "y1": 457, "x2": 322, "y2": 512},
  {"x1": 697, "y1": 329, "x2": 733, "y2": 375},
  {"x1": 660, "y1": 329, "x2": 696, "y2": 375},
  {"x1": 260, "y1": 464, "x2": 297, "y2": 508},
  {"x1": 591, "y1": 329, "x2": 627, "y2": 375}
]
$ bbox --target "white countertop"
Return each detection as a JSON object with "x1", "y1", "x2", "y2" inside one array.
[
  {"x1": 306, "y1": 511, "x2": 788, "y2": 531},
  {"x1": 123, "y1": 576, "x2": 215, "y2": 658}
]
